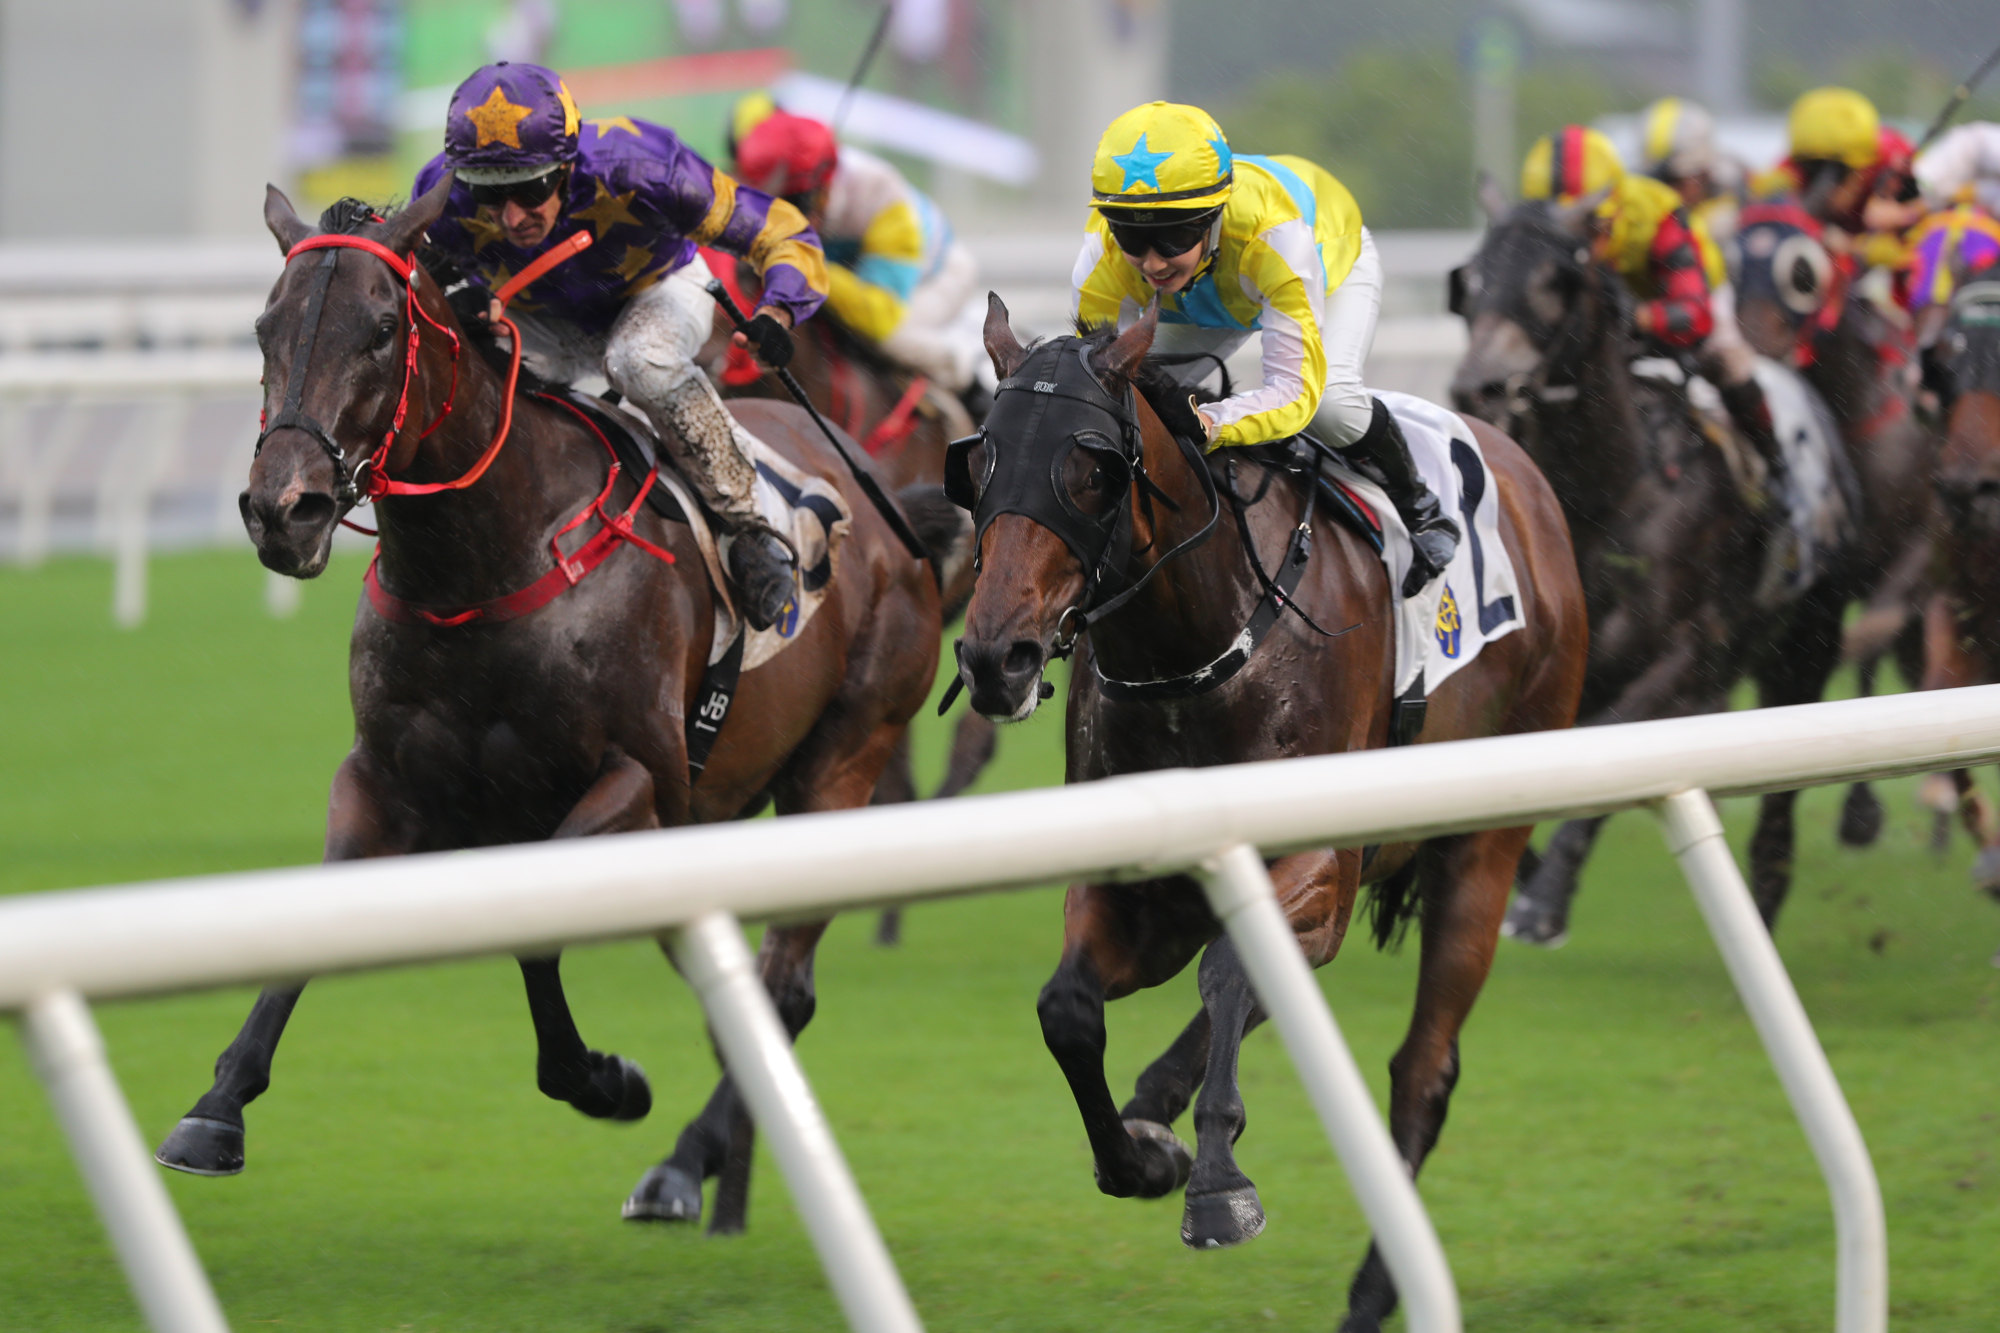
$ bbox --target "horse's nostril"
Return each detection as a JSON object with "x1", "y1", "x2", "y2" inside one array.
[
  {"x1": 288, "y1": 493, "x2": 337, "y2": 530},
  {"x1": 1003, "y1": 639, "x2": 1044, "y2": 679}
]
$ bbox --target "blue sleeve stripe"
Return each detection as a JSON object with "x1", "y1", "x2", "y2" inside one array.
[
  {"x1": 1238, "y1": 155, "x2": 1316, "y2": 229},
  {"x1": 854, "y1": 253, "x2": 922, "y2": 300}
]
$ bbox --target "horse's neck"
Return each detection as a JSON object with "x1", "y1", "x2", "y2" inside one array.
[
  {"x1": 1086, "y1": 414, "x2": 1263, "y2": 683},
  {"x1": 371, "y1": 287, "x2": 591, "y2": 603},
  {"x1": 1535, "y1": 319, "x2": 1646, "y2": 531},
  {"x1": 1816, "y1": 311, "x2": 1898, "y2": 426}
]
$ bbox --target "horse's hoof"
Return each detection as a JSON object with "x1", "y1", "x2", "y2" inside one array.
[
  {"x1": 1973, "y1": 848, "x2": 2000, "y2": 900},
  {"x1": 548, "y1": 1053, "x2": 652, "y2": 1122},
  {"x1": 622, "y1": 1163, "x2": 702, "y2": 1223},
  {"x1": 1100, "y1": 1119, "x2": 1192, "y2": 1199},
  {"x1": 1839, "y1": 785, "x2": 1885, "y2": 848},
  {"x1": 155, "y1": 1116, "x2": 245, "y2": 1177},
  {"x1": 1181, "y1": 1184, "x2": 1267, "y2": 1249},
  {"x1": 1500, "y1": 896, "x2": 1568, "y2": 949}
]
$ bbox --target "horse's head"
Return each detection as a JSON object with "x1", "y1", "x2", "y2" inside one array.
[
  {"x1": 242, "y1": 175, "x2": 455, "y2": 577},
  {"x1": 949, "y1": 295, "x2": 1167, "y2": 720},
  {"x1": 1734, "y1": 204, "x2": 1835, "y2": 360},
  {"x1": 1934, "y1": 284, "x2": 2000, "y2": 537},
  {"x1": 1448, "y1": 193, "x2": 1612, "y2": 430}
]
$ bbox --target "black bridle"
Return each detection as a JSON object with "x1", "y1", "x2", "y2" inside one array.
[
  {"x1": 944, "y1": 335, "x2": 1220, "y2": 657},
  {"x1": 1459, "y1": 206, "x2": 1616, "y2": 430},
  {"x1": 256, "y1": 247, "x2": 374, "y2": 506}
]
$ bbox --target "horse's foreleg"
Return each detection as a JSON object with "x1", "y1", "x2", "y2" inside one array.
[
  {"x1": 933, "y1": 711, "x2": 998, "y2": 801},
  {"x1": 1120, "y1": 1007, "x2": 1211, "y2": 1128},
  {"x1": 1341, "y1": 831, "x2": 1515, "y2": 1333},
  {"x1": 157, "y1": 751, "x2": 405, "y2": 1176},
  {"x1": 1750, "y1": 593, "x2": 1844, "y2": 926},
  {"x1": 1178, "y1": 936, "x2": 1271, "y2": 1248},
  {"x1": 1839, "y1": 655, "x2": 1886, "y2": 848},
  {"x1": 870, "y1": 732, "x2": 916, "y2": 946},
  {"x1": 522, "y1": 749, "x2": 659, "y2": 1122},
  {"x1": 1501, "y1": 814, "x2": 1607, "y2": 946}
]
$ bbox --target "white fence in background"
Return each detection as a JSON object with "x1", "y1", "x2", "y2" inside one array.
[
  {"x1": 0, "y1": 233, "x2": 1474, "y2": 622},
  {"x1": 10, "y1": 686, "x2": 2000, "y2": 1333}
]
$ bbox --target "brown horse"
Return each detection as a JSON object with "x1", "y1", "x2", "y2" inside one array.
[
  {"x1": 953, "y1": 299, "x2": 1586, "y2": 1333},
  {"x1": 154, "y1": 179, "x2": 944, "y2": 1237},
  {"x1": 1451, "y1": 198, "x2": 1856, "y2": 941},
  {"x1": 1918, "y1": 282, "x2": 2000, "y2": 899},
  {"x1": 698, "y1": 255, "x2": 996, "y2": 943},
  {"x1": 1734, "y1": 203, "x2": 1936, "y2": 845}
]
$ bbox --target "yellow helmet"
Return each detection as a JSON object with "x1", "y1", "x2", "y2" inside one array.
[
  {"x1": 1521, "y1": 126, "x2": 1625, "y2": 202},
  {"x1": 1640, "y1": 97, "x2": 1717, "y2": 180},
  {"x1": 725, "y1": 90, "x2": 778, "y2": 161},
  {"x1": 1090, "y1": 102, "x2": 1233, "y2": 213},
  {"x1": 1788, "y1": 87, "x2": 1880, "y2": 169}
]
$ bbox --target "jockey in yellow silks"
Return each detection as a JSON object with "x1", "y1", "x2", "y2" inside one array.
[{"x1": 1070, "y1": 101, "x2": 1459, "y2": 594}]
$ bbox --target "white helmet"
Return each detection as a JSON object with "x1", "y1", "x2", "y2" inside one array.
[{"x1": 1640, "y1": 97, "x2": 1718, "y2": 181}]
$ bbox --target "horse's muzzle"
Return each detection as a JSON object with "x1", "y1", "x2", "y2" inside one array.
[
  {"x1": 240, "y1": 487, "x2": 338, "y2": 577},
  {"x1": 958, "y1": 634, "x2": 1049, "y2": 722}
]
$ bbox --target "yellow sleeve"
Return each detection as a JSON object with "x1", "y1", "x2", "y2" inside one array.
[
  {"x1": 745, "y1": 196, "x2": 831, "y2": 302},
  {"x1": 1070, "y1": 217, "x2": 1150, "y2": 331},
  {"x1": 1211, "y1": 235, "x2": 1326, "y2": 448},
  {"x1": 826, "y1": 264, "x2": 907, "y2": 342}
]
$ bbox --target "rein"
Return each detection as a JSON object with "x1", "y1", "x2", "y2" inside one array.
[{"x1": 255, "y1": 231, "x2": 529, "y2": 510}]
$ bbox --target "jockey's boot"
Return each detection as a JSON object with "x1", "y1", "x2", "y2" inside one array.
[
  {"x1": 1350, "y1": 397, "x2": 1460, "y2": 598},
  {"x1": 1716, "y1": 376, "x2": 1789, "y2": 491},
  {"x1": 638, "y1": 373, "x2": 797, "y2": 631}
]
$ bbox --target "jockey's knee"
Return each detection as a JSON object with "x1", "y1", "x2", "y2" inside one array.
[{"x1": 1313, "y1": 382, "x2": 1374, "y2": 448}]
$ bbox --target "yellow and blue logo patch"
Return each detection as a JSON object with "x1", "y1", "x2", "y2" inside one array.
[{"x1": 1434, "y1": 583, "x2": 1462, "y2": 659}]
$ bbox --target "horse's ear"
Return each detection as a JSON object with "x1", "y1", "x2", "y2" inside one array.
[
  {"x1": 1096, "y1": 300, "x2": 1159, "y2": 386},
  {"x1": 264, "y1": 184, "x2": 313, "y2": 254},
  {"x1": 983, "y1": 291, "x2": 1027, "y2": 378},
  {"x1": 380, "y1": 173, "x2": 455, "y2": 257},
  {"x1": 1476, "y1": 170, "x2": 1510, "y2": 225},
  {"x1": 1553, "y1": 186, "x2": 1611, "y2": 236}
]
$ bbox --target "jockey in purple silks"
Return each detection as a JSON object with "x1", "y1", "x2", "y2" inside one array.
[{"x1": 415, "y1": 61, "x2": 831, "y2": 629}]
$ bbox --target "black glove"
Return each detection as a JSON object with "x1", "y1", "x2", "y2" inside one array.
[{"x1": 742, "y1": 312, "x2": 794, "y2": 370}]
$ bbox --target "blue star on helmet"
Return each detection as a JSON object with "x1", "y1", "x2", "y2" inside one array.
[
  {"x1": 1113, "y1": 134, "x2": 1174, "y2": 192},
  {"x1": 1208, "y1": 135, "x2": 1233, "y2": 178}
]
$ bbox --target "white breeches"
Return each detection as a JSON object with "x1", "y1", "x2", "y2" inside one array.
[
  {"x1": 1704, "y1": 281, "x2": 1758, "y2": 385},
  {"x1": 876, "y1": 241, "x2": 984, "y2": 393}
]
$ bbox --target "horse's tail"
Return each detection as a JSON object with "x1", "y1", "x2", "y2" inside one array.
[
  {"x1": 1364, "y1": 858, "x2": 1422, "y2": 952},
  {"x1": 898, "y1": 482, "x2": 976, "y2": 619}
]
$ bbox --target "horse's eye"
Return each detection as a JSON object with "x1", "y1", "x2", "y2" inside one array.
[
  {"x1": 1062, "y1": 446, "x2": 1121, "y2": 516},
  {"x1": 370, "y1": 321, "x2": 398, "y2": 352}
]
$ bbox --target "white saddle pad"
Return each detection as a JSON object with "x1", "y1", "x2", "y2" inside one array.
[{"x1": 1323, "y1": 391, "x2": 1526, "y2": 698}]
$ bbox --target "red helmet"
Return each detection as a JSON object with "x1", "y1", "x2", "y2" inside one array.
[{"x1": 734, "y1": 111, "x2": 838, "y2": 199}]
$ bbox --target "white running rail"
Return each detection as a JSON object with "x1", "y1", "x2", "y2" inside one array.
[{"x1": 9, "y1": 685, "x2": 1995, "y2": 1333}]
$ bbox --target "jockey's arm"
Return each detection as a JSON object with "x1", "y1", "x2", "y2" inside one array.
[
  {"x1": 824, "y1": 199, "x2": 928, "y2": 342},
  {"x1": 1634, "y1": 209, "x2": 1715, "y2": 347},
  {"x1": 670, "y1": 161, "x2": 830, "y2": 329}
]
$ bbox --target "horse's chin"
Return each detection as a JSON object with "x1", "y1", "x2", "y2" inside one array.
[{"x1": 248, "y1": 524, "x2": 335, "y2": 579}]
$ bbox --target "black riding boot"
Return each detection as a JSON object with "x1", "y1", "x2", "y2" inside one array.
[
  {"x1": 726, "y1": 526, "x2": 798, "y2": 632},
  {"x1": 1716, "y1": 376, "x2": 1787, "y2": 484},
  {"x1": 1348, "y1": 397, "x2": 1460, "y2": 597}
]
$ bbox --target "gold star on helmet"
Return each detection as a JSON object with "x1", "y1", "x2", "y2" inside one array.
[
  {"x1": 465, "y1": 85, "x2": 533, "y2": 149},
  {"x1": 572, "y1": 178, "x2": 642, "y2": 240},
  {"x1": 611, "y1": 243, "x2": 655, "y2": 282},
  {"x1": 461, "y1": 208, "x2": 508, "y2": 253},
  {"x1": 589, "y1": 116, "x2": 641, "y2": 138}
]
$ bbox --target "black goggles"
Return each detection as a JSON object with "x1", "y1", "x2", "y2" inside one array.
[
  {"x1": 1104, "y1": 211, "x2": 1215, "y2": 260},
  {"x1": 468, "y1": 168, "x2": 566, "y2": 210}
]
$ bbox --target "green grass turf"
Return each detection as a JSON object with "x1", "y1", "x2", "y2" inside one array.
[{"x1": 4, "y1": 549, "x2": 1999, "y2": 1331}]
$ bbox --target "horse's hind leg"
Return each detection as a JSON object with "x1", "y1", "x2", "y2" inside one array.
[
  {"x1": 1502, "y1": 814, "x2": 1607, "y2": 946},
  {"x1": 1749, "y1": 591, "x2": 1845, "y2": 926},
  {"x1": 157, "y1": 752, "x2": 404, "y2": 1176},
  {"x1": 1120, "y1": 1007, "x2": 1211, "y2": 1128},
  {"x1": 933, "y1": 711, "x2": 998, "y2": 800},
  {"x1": 1839, "y1": 654, "x2": 1886, "y2": 848},
  {"x1": 1179, "y1": 935, "x2": 1272, "y2": 1248},
  {"x1": 870, "y1": 732, "x2": 918, "y2": 946},
  {"x1": 1342, "y1": 830, "x2": 1517, "y2": 1333}
]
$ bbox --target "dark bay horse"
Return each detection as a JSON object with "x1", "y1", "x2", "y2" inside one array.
[
  {"x1": 700, "y1": 254, "x2": 996, "y2": 944},
  {"x1": 954, "y1": 298, "x2": 1586, "y2": 1332},
  {"x1": 1918, "y1": 282, "x2": 2000, "y2": 898},
  {"x1": 1450, "y1": 198, "x2": 1854, "y2": 940},
  {"x1": 156, "y1": 179, "x2": 944, "y2": 1236},
  {"x1": 1734, "y1": 202, "x2": 1936, "y2": 845}
]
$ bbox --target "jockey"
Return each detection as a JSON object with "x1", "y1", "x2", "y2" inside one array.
[
  {"x1": 1757, "y1": 87, "x2": 1919, "y2": 269},
  {"x1": 1071, "y1": 101, "x2": 1459, "y2": 595},
  {"x1": 733, "y1": 110, "x2": 983, "y2": 396},
  {"x1": 414, "y1": 62, "x2": 829, "y2": 631},
  {"x1": 1637, "y1": 96, "x2": 1746, "y2": 246},
  {"x1": 1524, "y1": 126, "x2": 1784, "y2": 476},
  {"x1": 1916, "y1": 121, "x2": 2000, "y2": 216}
]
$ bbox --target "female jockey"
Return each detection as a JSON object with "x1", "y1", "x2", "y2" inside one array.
[
  {"x1": 733, "y1": 110, "x2": 984, "y2": 397},
  {"x1": 1070, "y1": 101, "x2": 1459, "y2": 596},
  {"x1": 1523, "y1": 125, "x2": 1785, "y2": 478},
  {"x1": 412, "y1": 62, "x2": 830, "y2": 629}
]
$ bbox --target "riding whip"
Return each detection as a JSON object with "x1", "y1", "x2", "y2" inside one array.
[
  {"x1": 833, "y1": 2, "x2": 896, "y2": 136},
  {"x1": 1917, "y1": 40, "x2": 2000, "y2": 153},
  {"x1": 703, "y1": 277, "x2": 938, "y2": 579}
]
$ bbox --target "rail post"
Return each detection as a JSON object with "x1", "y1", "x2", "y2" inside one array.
[
  {"x1": 19, "y1": 988, "x2": 229, "y2": 1333},
  {"x1": 669, "y1": 911, "x2": 923, "y2": 1333},
  {"x1": 1651, "y1": 789, "x2": 1887, "y2": 1333},
  {"x1": 1199, "y1": 842, "x2": 1462, "y2": 1333}
]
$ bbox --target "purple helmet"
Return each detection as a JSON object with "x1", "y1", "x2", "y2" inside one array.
[{"x1": 443, "y1": 62, "x2": 581, "y2": 185}]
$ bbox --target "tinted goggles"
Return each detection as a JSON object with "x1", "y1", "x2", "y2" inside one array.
[
  {"x1": 1105, "y1": 213, "x2": 1213, "y2": 260},
  {"x1": 468, "y1": 169, "x2": 566, "y2": 211}
]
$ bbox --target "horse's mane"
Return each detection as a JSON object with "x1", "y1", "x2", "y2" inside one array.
[
  {"x1": 317, "y1": 196, "x2": 391, "y2": 235},
  {"x1": 1072, "y1": 320, "x2": 1210, "y2": 441}
]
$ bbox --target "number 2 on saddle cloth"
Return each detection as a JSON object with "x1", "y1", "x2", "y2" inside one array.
[{"x1": 701, "y1": 248, "x2": 930, "y2": 456}]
